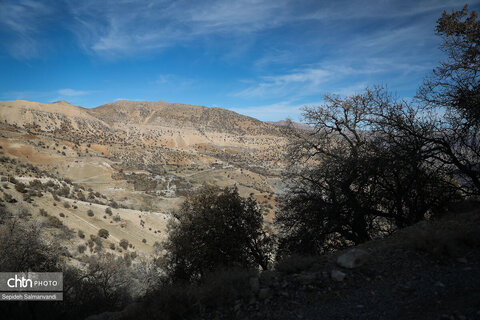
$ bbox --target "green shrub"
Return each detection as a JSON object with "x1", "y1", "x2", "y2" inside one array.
[{"x1": 87, "y1": 209, "x2": 94, "y2": 217}]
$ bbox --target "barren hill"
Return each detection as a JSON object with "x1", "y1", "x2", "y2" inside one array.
[
  {"x1": 0, "y1": 99, "x2": 286, "y2": 237},
  {"x1": 90, "y1": 100, "x2": 279, "y2": 135},
  {"x1": 0, "y1": 100, "x2": 109, "y2": 133}
]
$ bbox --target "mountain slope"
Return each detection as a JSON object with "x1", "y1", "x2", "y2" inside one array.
[{"x1": 0, "y1": 100, "x2": 110, "y2": 133}]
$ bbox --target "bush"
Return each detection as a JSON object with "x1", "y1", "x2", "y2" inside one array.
[
  {"x1": 57, "y1": 186, "x2": 70, "y2": 197},
  {"x1": 29, "y1": 179, "x2": 43, "y2": 190},
  {"x1": 78, "y1": 230, "x2": 85, "y2": 239},
  {"x1": 63, "y1": 201, "x2": 71, "y2": 208},
  {"x1": 119, "y1": 239, "x2": 129, "y2": 250},
  {"x1": 163, "y1": 185, "x2": 272, "y2": 282},
  {"x1": 98, "y1": 229, "x2": 109, "y2": 239},
  {"x1": 90, "y1": 235, "x2": 103, "y2": 252},
  {"x1": 14, "y1": 182, "x2": 27, "y2": 193},
  {"x1": 59, "y1": 213, "x2": 65, "y2": 218},
  {"x1": 52, "y1": 192, "x2": 60, "y2": 202},
  {"x1": 46, "y1": 215, "x2": 63, "y2": 228},
  {"x1": 87, "y1": 209, "x2": 94, "y2": 217},
  {"x1": 105, "y1": 207, "x2": 113, "y2": 215},
  {"x1": 39, "y1": 208, "x2": 48, "y2": 216},
  {"x1": 78, "y1": 245, "x2": 86, "y2": 253}
]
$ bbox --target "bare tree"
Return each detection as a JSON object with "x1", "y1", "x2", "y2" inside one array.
[
  {"x1": 276, "y1": 87, "x2": 457, "y2": 255},
  {"x1": 415, "y1": 5, "x2": 480, "y2": 195}
]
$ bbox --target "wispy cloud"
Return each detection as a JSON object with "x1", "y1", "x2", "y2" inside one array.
[
  {"x1": 239, "y1": 6, "x2": 445, "y2": 101},
  {"x1": 57, "y1": 88, "x2": 90, "y2": 96},
  {"x1": 234, "y1": 62, "x2": 388, "y2": 100},
  {"x1": 0, "y1": 0, "x2": 55, "y2": 59},
  {"x1": 1, "y1": 0, "x2": 475, "y2": 59},
  {"x1": 50, "y1": 88, "x2": 95, "y2": 103},
  {"x1": 63, "y1": 0, "x2": 297, "y2": 57}
]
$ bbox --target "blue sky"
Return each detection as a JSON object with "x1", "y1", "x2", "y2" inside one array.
[{"x1": 0, "y1": 0, "x2": 479, "y2": 121}]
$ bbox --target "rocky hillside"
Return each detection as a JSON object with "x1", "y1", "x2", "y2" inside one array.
[
  {"x1": 90, "y1": 100, "x2": 280, "y2": 136},
  {"x1": 0, "y1": 100, "x2": 283, "y2": 144},
  {"x1": 0, "y1": 99, "x2": 285, "y2": 227},
  {"x1": 106, "y1": 205, "x2": 480, "y2": 320},
  {"x1": 0, "y1": 100, "x2": 109, "y2": 133}
]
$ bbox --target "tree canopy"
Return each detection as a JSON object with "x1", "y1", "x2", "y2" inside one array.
[{"x1": 162, "y1": 185, "x2": 273, "y2": 282}]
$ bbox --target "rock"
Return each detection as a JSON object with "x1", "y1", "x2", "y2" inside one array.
[
  {"x1": 336, "y1": 249, "x2": 370, "y2": 269},
  {"x1": 249, "y1": 276, "x2": 260, "y2": 293},
  {"x1": 258, "y1": 288, "x2": 271, "y2": 300},
  {"x1": 331, "y1": 269, "x2": 346, "y2": 281},
  {"x1": 296, "y1": 273, "x2": 317, "y2": 285}
]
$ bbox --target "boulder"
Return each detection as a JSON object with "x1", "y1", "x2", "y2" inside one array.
[
  {"x1": 331, "y1": 270, "x2": 346, "y2": 281},
  {"x1": 296, "y1": 273, "x2": 317, "y2": 285},
  {"x1": 336, "y1": 249, "x2": 370, "y2": 269}
]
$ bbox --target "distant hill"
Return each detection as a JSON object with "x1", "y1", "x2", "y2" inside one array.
[
  {"x1": 89, "y1": 100, "x2": 281, "y2": 136},
  {"x1": 0, "y1": 99, "x2": 282, "y2": 137},
  {"x1": 0, "y1": 99, "x2": 287, "y2": 169},
  {"x1": 267, "y1": 120, "x2": 313, "y2": 131}
]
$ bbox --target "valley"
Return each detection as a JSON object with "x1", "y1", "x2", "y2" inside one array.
[{"x1": 0, "y1": 99, "x2": 287, "y2": 257}]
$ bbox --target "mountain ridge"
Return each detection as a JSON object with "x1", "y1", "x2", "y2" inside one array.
[{"x1": 0, "y1": 99, "x2": 282, "y2": 135}]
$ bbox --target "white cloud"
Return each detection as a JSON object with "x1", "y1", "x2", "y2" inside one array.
[
  {"x1": 63, "y1": 0, "x2": 298, "y2": 57},
  {"x1": 234, "y1": 62, "x2": 389, "y2": 100},
  {"x1": 2, "y1": 0, "x2": 475, "y2": 59}
]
